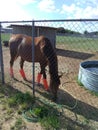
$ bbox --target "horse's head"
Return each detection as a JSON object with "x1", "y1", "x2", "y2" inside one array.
[{"x1": 49, "y1": 74, "x2": 61, "y2": 101}]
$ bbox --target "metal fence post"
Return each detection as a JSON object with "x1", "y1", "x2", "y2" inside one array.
[
  {"x1": 32, "y1": 20, "x2": 35, "y2": 96},
  {"x1": 0, "y1": 22, "x2": 5, "y2": 84}
]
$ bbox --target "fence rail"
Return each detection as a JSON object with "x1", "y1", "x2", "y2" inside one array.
[{"x1": 0, "y1": 19, "x2": 98, "y2": 95}]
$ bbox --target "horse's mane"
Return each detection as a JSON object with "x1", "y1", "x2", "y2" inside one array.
[{"x1": 42, "y1": 37, "x2": 60, "y2": 84}]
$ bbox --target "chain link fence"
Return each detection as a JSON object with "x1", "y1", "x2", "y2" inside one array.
[
  {"x1": 0, "y1": 19, "x2": 98, "y2": 129},
  {"x1": 0, "y1": 19, "x2": 98, "y2": 94},
  {"x1": 1, "y1": 20, "x2": 98, "y2": 85}
]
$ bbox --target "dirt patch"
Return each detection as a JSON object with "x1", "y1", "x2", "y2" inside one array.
[{"x1": 0, "y1": 46, "x2": 98, "y2": 130}]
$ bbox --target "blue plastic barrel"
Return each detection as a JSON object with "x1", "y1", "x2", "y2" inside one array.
[{"x1": 78, "y1": 60, "x2": 98, "y2": 92}]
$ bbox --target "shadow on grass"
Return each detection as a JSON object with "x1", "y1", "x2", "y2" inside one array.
[
  {"x1": 36, "y1": 87, "x2": 98, "y2": 122},
  {"x1": 9, "y1": 78, "x2": 98, "y2": 122},
  {"x1": 2, "y1": 78, "x2": 98, "y2": 130},
  {"x1": 0, "y1": 85, "x2": 91, "y2": 130}
]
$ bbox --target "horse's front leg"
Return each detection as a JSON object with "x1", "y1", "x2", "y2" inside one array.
[
  {"x1": 42, "y1": 69, "x2": 49, "y2": 90},
  {"x1": 40, "y1": 62, "x2": 49, "y2": 90},
  {"x1": 36, "y1": 71, "x2": 42, "y2": 84},
  {"x1": 19, "y1": 58, "x2": 26, "y2": 80},
  {"x1": 36, "y1": 63, "x2": 48, "y2": 90}
]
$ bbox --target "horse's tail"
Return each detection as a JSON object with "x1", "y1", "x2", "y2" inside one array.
[{"x1": 9, "y1": 35, "x2": 23, "y2": 60}]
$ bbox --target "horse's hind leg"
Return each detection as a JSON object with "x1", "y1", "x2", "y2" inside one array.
[
  {"x1": 19, "y1": 58, "x2": 26, "y2": 80},
  {"x1": 37, "y1": 63, "x2": 48, "y2": 90},
  {"x1": 9, "y1": 50, "x2": 18, "y2": 78},
  {"x1": 10, "y1": 57, "x2": 14, "y2": 78}
]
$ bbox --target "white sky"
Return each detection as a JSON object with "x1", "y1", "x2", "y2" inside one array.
[
  {"x1": 0, "y1": 0, "x2": 98, "y2": 21},
  {"x1": 0, "y1": 0, "x2": 98, "y2": 33}
]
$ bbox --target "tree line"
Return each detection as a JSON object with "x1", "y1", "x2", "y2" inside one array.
[
  {"x1": 57, "y1": 27, "x2": 98, "y2": 35},
  {"x1": 56, "y1": 27, "x2": 81, "y2": 34}
]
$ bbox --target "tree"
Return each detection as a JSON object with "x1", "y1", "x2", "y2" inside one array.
[
  {"x1": 84, "y1": 30, "x2": 88, "y2": 35},
  {"x1": 57, "y1": 27, "x2": 66, "y2": 33}
]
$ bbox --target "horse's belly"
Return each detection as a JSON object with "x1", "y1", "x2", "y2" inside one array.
[{"x1": 18, "y1": 45, "x2": 45, "y2": 62}]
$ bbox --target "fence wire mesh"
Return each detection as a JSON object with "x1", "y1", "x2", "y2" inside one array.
[
  {"x1": 0, "y1": 20, "x2": 98, "y2": 91},
  {"x1": 0, "y1": 19, "x2": 98, "y2": 129}
]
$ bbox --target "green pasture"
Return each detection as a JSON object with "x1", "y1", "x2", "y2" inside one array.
[
  {"x1": 1, "y1": 33, "x2": 98, "y2": 52},
  {"x1": 1, "y1": 33, "x2": 11, "y2": 42},
  {"x1": 56, "y1": 35, "x2": 98, "y2": 52}
]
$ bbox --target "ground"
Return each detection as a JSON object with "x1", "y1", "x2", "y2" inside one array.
[{"x1": 0, "y1": 45, "x2": 98, "y2": 130}]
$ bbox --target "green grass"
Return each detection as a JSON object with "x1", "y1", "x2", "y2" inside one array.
[
  {"x1": 0, "y1": 83, "x2": 98, "y2": 130},
  {"x1": 28, "y1": 105, "x2": 60, "y2": 129},
  {"x1": 56, "y1": 35, "x2": 98, "y2": 52},
  {"x1": 0, "y1": 84, "x2": 60, "y2": 129},
  {"x1": 1, "y1": 33, "x2": 11, "y2": 42},
  {"x1": 77, "y1": 79, "x2": 98, "y2": 97},
  {"x1": 40, "y1": 115, "x2": 60, "y2": 129},
  {"x1": 1, "y1": 33, "x2": 98, "y2": 52},
  {"x1": 7, "y1": 91, "x2": 34, "y2": 110}
]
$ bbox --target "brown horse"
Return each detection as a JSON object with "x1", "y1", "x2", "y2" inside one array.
[{"x1": 9, "y1": 34, "x2": 61, "y2": 100}]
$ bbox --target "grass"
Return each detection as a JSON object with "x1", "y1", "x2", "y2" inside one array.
[
  {"x1": 0, "y1": 83, "x2": 98, "y2": 129},
  {"x1": 7, "y1": 91, "x2": 35, "y2": 114},
  {"x1": 1, "y1": 33, "x2": 98, "y2": 129},
  {"x1": 77, "y1": 79, "x2": 84, "y2": 86},
  {"x1": 1, "y1": 33, "x2": 11, "y2": 42},
  {"x1": 77, "y1": 78, "x2": 98, "y2": 97},
  {"x1": 1, "y1": 33, "x2": 98, "y2": 52},
  {"x1": 40, "y1": 115, "x2": 60, "y2": 130},
  {"x1": 31, "y1": 105, "x2": 60, "y2": 129},
  {"x1": 56, "y1": 35, "x2": 98, "y2": 52},
  {"x1": 0, "y1": 83, "x2": 60, "y2": 129},
  {"x1": 89, "y1": 90, "x2": 98, "y2": 97}
]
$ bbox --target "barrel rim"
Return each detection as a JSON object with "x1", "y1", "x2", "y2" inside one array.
[{"x1": 79, "y1": 60, "x2": 98, "y2": 76}]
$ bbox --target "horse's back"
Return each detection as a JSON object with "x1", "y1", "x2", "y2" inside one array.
[
  {"x1": 9, "y1": 34, "x2": 46, "y2": 62},
  {"x1": 9, "y1": 34, "x2": 47, "y2": 46},
  {"x1": 9, "y1": 34, "x2": 51, "y2": 62}
]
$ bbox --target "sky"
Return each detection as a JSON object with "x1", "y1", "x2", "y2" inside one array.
[{"x1": 0, "y1": 0, "x2": 98, "y2": 21}]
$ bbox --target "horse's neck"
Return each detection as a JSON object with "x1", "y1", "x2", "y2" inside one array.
[{"x1": 49, "y1": 55, "x2": 58, "y2": 79}]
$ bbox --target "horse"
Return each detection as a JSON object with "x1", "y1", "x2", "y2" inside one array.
[{"x1": 9, "y1": 34, "x2": 61, "y2": 100}]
